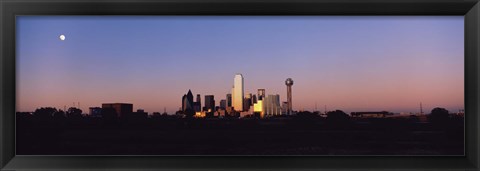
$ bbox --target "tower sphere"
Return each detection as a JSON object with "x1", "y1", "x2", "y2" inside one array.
[{"x1": 285, "y1": 78, "x2": 294, "y2": 86}]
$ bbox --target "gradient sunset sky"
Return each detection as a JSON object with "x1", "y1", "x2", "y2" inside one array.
[{"x1": 16, "y1": 16, "x2": 464, "y2": 114}]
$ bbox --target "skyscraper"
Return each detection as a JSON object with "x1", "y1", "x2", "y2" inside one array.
[
  {"x1": 182, "y1": 89, "x2": 195, "y2": 117},
  {"x1": 257, "y1": 89, "x2": 265, "y2": 101},
  {"x1": 231, "y1": 86, "x2": 235, "y2": 109},
  {"x1": 220, "y1": 99, "x2": 226, "y2": 110},
  {"x1": 264, "y1": 94, "x2": 281, "y2": 115},
  {"x1": 233, "y1": 74, "x2": 244, "y2": 111},
  {"x1": 196, "y1": 94, "x2": 201, "y2": 106},
  {"x1": 182, "y1": 94, "x2": 186, "y2": 112},
  {"x1": 187, "y1": 90, "x2": 194, "y2": 105},
  {"x1": 193, "y1": 94, "x2": 201, "y2": 112},
  {"x1": 243, "y1": 93, "x2": 252, "y2": 111},
  {"x1": 226, "y1": 94, "x2": 232, "y2": 107},
  {"x1": 204, "y1": 95, "x2": 215, "y2": 113},
  {"x1": 285, "y1": 78, "x2": 294, "y2": 115},
  {"x1": 282, "y1": 101, "x2": 288, "y2": 115},
  {"x1": 193, "y1": 102, "x2": 201, "y2": 112}
]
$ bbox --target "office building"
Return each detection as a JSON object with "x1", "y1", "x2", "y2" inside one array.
[
  {"x1": 216, "y1": 109, "x2": 226, "y2": 118},
  {"x1": 89, "y1": 107, "x2": 102, "y2": 117},
  {"x1": 243, "y1": 93, "x2": 252, "y2": 111},
  {"x1": 182, "y1": 94, "x2": 186, "y2": 112},
  {"x1": 351, "y1": 111, "x2": 392, "y2": 118},
  {"x1": 264, "y1": 94, "x2": 281, "y2": 116},
  {"x1": 195, "y1": 111, "x2": 206, "y2": 118},
  {"x1": 226, "y1": 94, "x2": 232, "y2": 107},
  {"x1": 204, "y1": 95, "x2": 215, "y2": 113},
  {"x1": 232, "y1": 86, "x2": 235, "y2": 109},
  {"x1": 253, "y1": 99, "x2": 264, "y2": 118},
  {"x1": 193, "y1": 94, "x2": 201, "y2": 112},
  {"x1": 257, "y1": 89, "x2": 265, "y2": 101},
  {"x1": 101, "y1": 103, "x2": 133, "y2": 117},
  {"x1": 220, "y1": 99, "x2": 226, "y2": 110},
  {"x1": 226, "y1": 106, "x2": 235, "y2": 116},
  {"x1": 134, "y1": 109, "x2": 148, "y2": 118},
  {"x1": 182, "y1": 90, "x2": 195, "y2": 117},
  {"x1": 282, "y1": 101, "x2": 288, "y2": 115},
  {"x1": 240, "y1": 109, "x2": 253, "y2": 118},
  {"x1": 193, "y1": 102, "x2": 201, "y2": 112},
  {"x1": 233, "y1": 74, "x2": 244, "y2": 111},
  {"x1": 196, "y1": 94, "x2": 201, "y2": 106}
]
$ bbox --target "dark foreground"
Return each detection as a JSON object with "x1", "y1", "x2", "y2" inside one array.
[{"x1": 16, "y1": 116, "x2": 464, "y2": 155}]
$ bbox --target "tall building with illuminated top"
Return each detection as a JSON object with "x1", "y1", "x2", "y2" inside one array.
[{"x1": 233, "y1": 74, "x2": 244, "y2": 111}]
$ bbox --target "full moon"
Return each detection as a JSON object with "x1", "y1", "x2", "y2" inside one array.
[{"x1": 59, "y1": 34, "x2": 65, "y2": 41}]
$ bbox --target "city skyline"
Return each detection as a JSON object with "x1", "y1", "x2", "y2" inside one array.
[{"x1": 16, "y1": 16, "x2": 464, "y2": 114}]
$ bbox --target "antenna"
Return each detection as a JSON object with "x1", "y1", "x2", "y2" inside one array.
[
  {"x1": 420, "y1": 102, "x2": 423, "y2": 115},
  {"x1": 164, "y1": 107, "x2": 166, "y2": 114},
  {"x1": 324, "y1": 105, "x2": 327, "y2": 114},
  {"x1": 315, "y1": 102, "x2": 318, "y2": 111}
]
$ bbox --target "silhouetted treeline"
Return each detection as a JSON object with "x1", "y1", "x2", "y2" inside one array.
[
  {"x1": 16, "y1": 106, "x2": 464, "y2": 155},
  {"x1": 16, "y1": 107, "x2": 464, "y2": 130}
]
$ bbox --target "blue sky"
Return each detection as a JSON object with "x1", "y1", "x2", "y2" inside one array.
[{"x1": 16, "y1": 16, "x2": 464, "y2": 114}]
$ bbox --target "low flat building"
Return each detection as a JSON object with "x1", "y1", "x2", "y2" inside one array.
[
  {"x1": 102, "y1": 103, "x2": 133, "y2": 118},
  {"x1": 195, "y1": 111, "x2": 206, "y2": 118},
  {"x1": 216, "y1": 109, "x2": 226, "y2": 117},
  {"x1": 351, "y1": 111, "x2": 392, "y2": 118},
  {"x1": 89, "y1": 107, "x2": 102, "y2": 117}
]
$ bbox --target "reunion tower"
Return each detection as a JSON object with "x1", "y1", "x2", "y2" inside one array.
[{"x1": 285, "y1": 78, "x2": 294, "y2": 115}]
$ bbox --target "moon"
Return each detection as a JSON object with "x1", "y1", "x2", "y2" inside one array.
[{"x1": 59, "y1": 34, "x2": 66, "y2": 41}]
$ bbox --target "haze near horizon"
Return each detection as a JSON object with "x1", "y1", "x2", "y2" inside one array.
[{"x1": 16, "y1": 16, "x2": 464, "y2": 114}]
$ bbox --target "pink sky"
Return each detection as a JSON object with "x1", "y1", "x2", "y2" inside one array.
[{"x1": 16, "y1": 16, "x2": 464, "y2": 114}]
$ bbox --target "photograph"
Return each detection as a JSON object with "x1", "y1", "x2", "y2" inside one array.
[{"x1": 15, "y1": 16, "x2": 464, "y2": 155}]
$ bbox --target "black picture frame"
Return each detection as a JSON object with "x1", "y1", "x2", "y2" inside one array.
[{"x1": 1, "y1": 0, "x2": 479, "y2": 170}]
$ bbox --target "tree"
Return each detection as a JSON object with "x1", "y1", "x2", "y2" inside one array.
[
  {"x1": 296, "y1": 111, "x2": 319, "y2": 118},
  {"x1": 293, "y1": 111, "x2": 320, "y2": 125},
  {"x1": 428, "y1": 107, "x2": 450, "y2": 124},
  {"x1": 152, "y1": 112, "x2": 161, "y2": 117},
  {"x1": 33, "y1": 107, "x2": 57, "y2": 120},
  {"x1": 53, "y1": 110, "x2": 66, "y2": 120},
  {"x1": 184, "y1": 108, "x2": 195, "y2": 118},
  {"x1": 66, "y1": 107, "x2": 83, "y2": 118},
  {"x1": 326, "y1": 110, "x2": 350, "y2": 129},
  {"x1": 326, "y1": 110, "x2": 349, "y2": 122}
]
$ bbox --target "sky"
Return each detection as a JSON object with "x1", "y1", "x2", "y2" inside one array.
[{"x1": 16, "y1": 16, "x2": 464, "y2": 114}]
